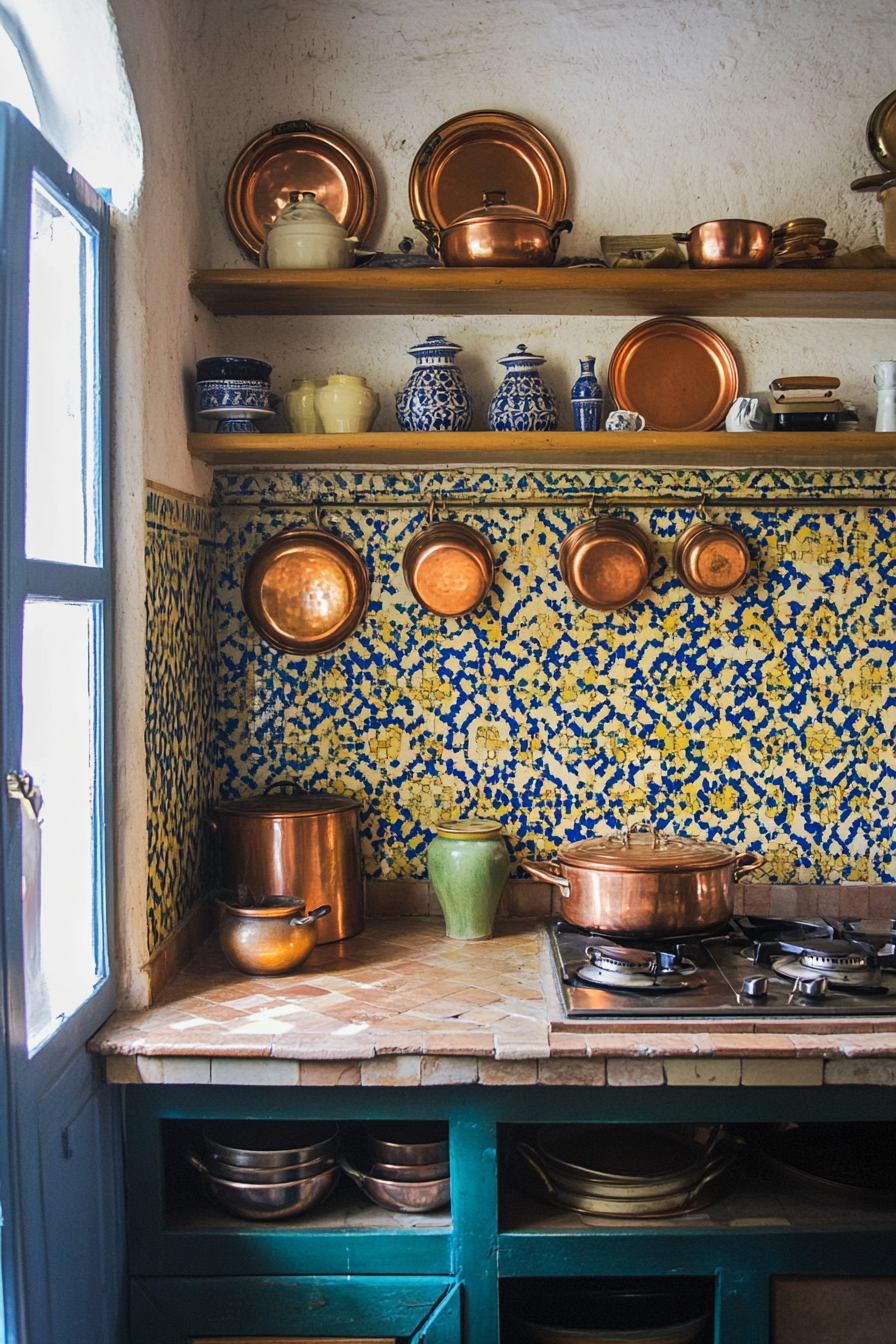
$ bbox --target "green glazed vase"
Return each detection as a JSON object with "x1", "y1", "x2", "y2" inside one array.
[{"x1": 427, "y1": 818, "x2": 510, "y2": 940}]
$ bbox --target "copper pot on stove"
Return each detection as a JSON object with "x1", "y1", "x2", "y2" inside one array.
[
  {"x1": 559, "y1": 517, "x2": 653, "y2": 612},
  {"x1": 213, "y1": 781, "x2": 363, "y2": 943},
  {"x1": 522, "y1": 822, "x2": 763, "y2": 937}
]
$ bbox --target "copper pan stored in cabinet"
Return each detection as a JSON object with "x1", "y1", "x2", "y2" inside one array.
[
  {"x1": 672, "y1": 520, "x2": 751, "y2": 597},
  {"x1": 559, "y1": 517, "x2": 653, "y2": 612},
  {"x1": 402, "y1": 520, "x2": 494, "y2": 615},
  {"x1": 242, "y1": 521, "x2": 369, "y2": 655},
  {"x1": 521, "y1": 823, "x2": 764, "y2": 937},
  {"x1": 214, "y1": 783, "x2": 363, "y2": 943}
]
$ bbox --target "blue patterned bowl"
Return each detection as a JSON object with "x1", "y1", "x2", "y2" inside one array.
[
  {"x1": 196, "y1": 356, "x2": 272, "y2": 382},
  {"x1": 198, "y1": 379, "x2": 271, "y2": 415}
]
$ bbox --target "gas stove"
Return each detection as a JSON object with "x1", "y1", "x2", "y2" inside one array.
[{"x1": 550, "y1": 915, "x2": 896, "y2": 1019}]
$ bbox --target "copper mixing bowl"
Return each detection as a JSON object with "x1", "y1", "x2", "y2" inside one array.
[{"x1": 674, "y1": 219, "x2": 773, "y2": 269}]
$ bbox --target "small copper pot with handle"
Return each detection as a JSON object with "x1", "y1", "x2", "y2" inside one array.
[
  {"x1": 673, "y1": 219, "x2": 773, "y2": 269},
  {"x1": 522, "y1": 822, "x2": 763, "y2": 937},
  {"x1": 559, "y1": 516, "x2": 654, "y2": 612},
  {"x1": 217, "y1": 898, "x2": 332, "y2": 975},
  {"x1": 673, "y1": 519, "x2": 751, "y2": 597}
]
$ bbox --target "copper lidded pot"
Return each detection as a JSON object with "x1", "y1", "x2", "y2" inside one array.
[
  {"x1": 214, "y1": 781, "x2": 363, "y2": 944},
  {"x1": 414, "y1": 191, "x2": 572, "y2": 267},
  {"x1": 521, "y1": 823, "x2": 763, "y2": 937}
]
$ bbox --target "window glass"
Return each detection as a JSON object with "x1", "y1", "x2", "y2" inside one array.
[
  {"x1": 25, "y1": 177, "x2": 100, "y2": 567},
  {"x1": 20, "y1": 599, "x2": 105, "y2": 1052}
]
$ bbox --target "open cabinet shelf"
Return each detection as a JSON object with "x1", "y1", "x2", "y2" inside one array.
[
  {"x1": 189, "y1": 429, "x2": 896, "y2": 470},
  {"x1": 189, "y1": 266, "x2": 896, "y2": 318}
]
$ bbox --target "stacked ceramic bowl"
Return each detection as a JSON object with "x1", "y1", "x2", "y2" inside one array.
[
  {"x1": 196, "y1": 356, "x2": 274, "y2": 434},
  {"x1": 339, "y1": 1121, "x2": 451, "y2": 1212},
  {"x1": 515, "y1": 1123, "x2": 740, "y2": 1218},
  {"x1": 189, "y1": 1120, "x2": 339, "y2": 1220},
  {"x1": 771, "y1": 218, "x2": 838, "y2": 267}
]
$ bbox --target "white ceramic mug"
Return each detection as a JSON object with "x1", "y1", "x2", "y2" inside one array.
[
  {"x1": 725, "y1": 396, "x2": 767, "y2": 432},
  {"x1": 605, "y1": 410, "x2": 646, "y2": 431}
]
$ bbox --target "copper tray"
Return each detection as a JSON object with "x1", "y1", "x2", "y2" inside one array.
[
  {"x1": 402, "y1": 521, "x2": 494, "y2": 616},
  {"x1": 559, "y1": 518, "x2": 653, "y2": 613},
  {"x1": 409, "y1": 109, "x2": 567, "y2": 231},
  {"x1": 608, "y1": 317, "x2": 739, "y2": 432},
  {"x1": 242, "y1": 525, "x2": 369, "y2": 654},
  {"x1": 226, "y1": 119, "x2": 377, "y2": 259},
  {"x1": 672, "y1": 521, "x2": 750, "y2": 597}
]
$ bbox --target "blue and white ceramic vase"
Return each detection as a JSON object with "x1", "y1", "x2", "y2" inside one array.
[
  {"x1": 488, "y1": 344, "x2": 558, "y2": 431},
  {"x1": 571, "y1": 356, "x2": 603, "y2": 431},
  {"x1": 395, "y1": 335, "x2": 473, "y2": 431}
]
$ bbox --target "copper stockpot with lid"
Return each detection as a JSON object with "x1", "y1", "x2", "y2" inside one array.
[
  {"x1": 414, "y1": 191, "x2": 572, "y2": 266},
  {"x1": 522, "y1": 822, "x2": 763, "y2": 937},
  {"x1": 214, "y1": 780, "x2": 363, "y2": 943}
]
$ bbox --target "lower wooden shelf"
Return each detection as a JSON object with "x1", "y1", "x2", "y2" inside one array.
[{"x1": 188, "y1": 430, "x2": 896, "y2": 470}]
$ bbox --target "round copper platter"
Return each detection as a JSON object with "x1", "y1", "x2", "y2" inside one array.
[
  {"x1": 409, "y1": 109, "x2": 567, "y2": 231},
  {"x1": 226, "y1": 120, "x2": 377, "y2": 259},
  {"x1": 672, "y1": 521, "x2": 750, "y2": 597},
  {"x1": 242, "y1": 526, "x2": 369, "y2": 654},
  {"x1": 558, "y1": 518, "x2": 653, "y2": 613},
  {"x1": 608, "y1": 317, "x2": 739, "y2": 432},
  {"x1": 402, "y1": 521, "x2": 494, "y2": 616}
]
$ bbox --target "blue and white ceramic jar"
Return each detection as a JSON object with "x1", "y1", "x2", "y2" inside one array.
[
  {"x1": 571, "y1": 356, "x2": 603, "y2": 431},
  {"x1": 395, "y1": 335, "x2": 473, "y2": 431},
  {"x1": 488, "y1": 344, "x2": 558, "y2": 431}
]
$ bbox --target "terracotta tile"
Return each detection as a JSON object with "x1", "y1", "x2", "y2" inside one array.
[
  {"x1": 494, "y1": 1039, "x2": 550, "y2": 1060},
  {"x1": 837, "y1": 886, "x2": 869, "y2": 917},
  {"x1": 709, "y1": 1033, "x2": 795, "y2": 1056},
  {"x1": 210, "y1": 1058, "x2": 299, "y2": 1086},
  {"x1": 271, "y1": 1035, "x2": 376, "y2": 1060},
  {"x1": 478, "y1": 1058, "x2": 538, "y2": 1085},
  {"x1": 537, "y1": 1057, "x2": 605, "y2": 1085},
  {"x1": 794, "y1": 887, "x2": 820, "y2": 916},
  {"x1": 837, "y1": 1031, "x2": 896, "y2": 1055},
  {"x1": 824, "y1": 1057, "x2": 896, "y2": 1085},
  {"x1": 548, "y1": 1033, "x2": 589, "y2": 1057},
  {"x1": 371, "y1": 1032, "x2": 427, "y2": 1055},
  {"x1": 868, "y1": 887, "x2": 896, "y2": 916},
  {"x1": 768, "y1": 886, "x2": 798, "y2": 919},
  {"x1": 742, "y1": 887, "x2": 771, "y2": 916},
  {"x1": 785, "y1": 1035, "x2": 842, "y2": 1057},
  {"x1": 503, "y1": 882, "x2": 552, "y2": 918},
  {"x1": 580, "y1": 1034, "x2": 644, "y2": 1057},
  {"x1": 361, "y1": 1055, "x2": 421, "y2": 1086},
  {"x1": 421, "y1": 1056, "x2": 479, "y2": 1085},
  {"x1": 299, "y1": 1060, "x2": 362, "y2": 1086},
  {"x1": 741, "y1": 1057, "x2": 824, "y2": 1085},
  {"x1": 606, "y1": 1058, "x2": 664, "y2": 1086},
  {"x1": 365, "y1": 880, "x2": 430, "y2": 916},
  {"x1": 423, "y1": 1031, "x2": 496, "y2": 1056},
  {"x1": 457, "y1": 1007, "x2": 509, "y2": 1026},
  {"x1": 449, "y1": 987, "x2": 506, "y2": 1006},
  {"x1": 664, "y1": 1058, "x2": 741, "y2": 1086},
  {"x1": 105, "y1": 1056, "x2": 140, "y2": 1084},
  {"x1": 137, "y1": 1056, "x2": 211, "y2": 1084}
]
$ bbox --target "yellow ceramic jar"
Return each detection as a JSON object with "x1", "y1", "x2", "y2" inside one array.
[
  {"x1": 284, "y1": 378, "x2": 325, "y2": 433},
  {"x1": 315, "y1": 374, "x2": 380, "y2": 433}
]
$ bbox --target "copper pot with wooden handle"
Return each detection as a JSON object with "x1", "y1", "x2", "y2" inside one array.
[{"x1": 522, "y1": 822, "x2": 763, "y2": 937}]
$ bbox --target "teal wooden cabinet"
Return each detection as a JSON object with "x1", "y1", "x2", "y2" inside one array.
[{"x1": 122, "y1": 1083, "x2": 896, "y2": 1343}]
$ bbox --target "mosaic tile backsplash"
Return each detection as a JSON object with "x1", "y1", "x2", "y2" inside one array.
[
  {"x1": 213, "y1": 467, "x2": 896, "y2": 890},
  {"x1": 146, "y1": 488, "x2": 218, "y2": 953}
]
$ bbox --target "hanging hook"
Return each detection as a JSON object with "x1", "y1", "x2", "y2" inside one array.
[
  {"x1": 427, "y1": 494, "x2": 439, "y2": 524},
  {"x1": 587, "y1": 493, "x2": 597, "y2": 518},
  {"x1": 312, "y1": 501, "x2": 323, "y2": 529},
  {"x1": 697, "y1": 493, "x2": 708, "y2": 521}
]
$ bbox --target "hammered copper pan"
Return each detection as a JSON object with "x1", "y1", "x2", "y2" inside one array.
[
  {"x1": 559, "y1": 518, "x2": 653, "y2": 612},
  {"x1": 672, "y1": 521, "x2": 751, "y2": 596},
  {"x1": 242, "y1": 523, "x2": 369, "y2": 654},
  {"x1": 403, "y1": 520, "x2": 494, "y2": 616}
]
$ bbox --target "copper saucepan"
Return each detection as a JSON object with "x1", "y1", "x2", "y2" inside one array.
[
  {"x1": 673, "y1": 520, "x2": 751, "y2": 596},
  {"x1": 673, "y1": 219, "x2": 773, "y2": 269},
  {"x1": 217, "y1": 897, "x2": 332, "y2": 975},
  {"x1": 521, "y1": 822, "x2": 763, "y2": 937},
  {"x1": 414, "y1": 191, "x2": 572, "y2": 267},
  {"x1": 403, "y1": 518, "x2": 494, "y2": 615},
  {"x1": 559, "y1": 517, "x2": 653, "y2": 612}
]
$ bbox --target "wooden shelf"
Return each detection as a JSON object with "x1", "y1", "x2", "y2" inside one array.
[
  {"x1": 189, "y1": 430, "x2": 896, "y2": 470},
  {"x1": 189, "y1": 267, "x2": 896, "y2": 318}
]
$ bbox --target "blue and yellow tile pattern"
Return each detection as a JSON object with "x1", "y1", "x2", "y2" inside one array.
[{"x1": 213, "y1": 468, "x2": 896, "y2": 889}]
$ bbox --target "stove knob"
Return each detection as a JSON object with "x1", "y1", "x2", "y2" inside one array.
[
  {"x1": 742, "y1": 975, "x2": 769, "y2": 998},
  {"x1": 796, "y1": 976, "x2": 828, "y2": 998}
]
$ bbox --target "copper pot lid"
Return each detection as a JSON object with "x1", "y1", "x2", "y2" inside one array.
[
  {"x1": 559, "y1": 518, "x2": 652, "y2": 612},
  {"x1": 226, "y1": 119, "x2": 377, "y2": 259},
  {"x1": 445, "y1": 190, "x2": 552, "y2": 229},
  {"x1": 557, "y1": 825, "x2": 739, "y2": 873},
  {"x1": 242, "y1": 523, "x2": 369, "y2": 654},
  {"x1": 867, "y1": 87, "x2": 896, "y2": 175},
  {"x1": 402, "y1": 520, "x2": 494, "y2": 616},
  {"x1": 672, "y1": 520, "x2": 751, "y2": 596},
  {"x1": 215, "y1": 791, "x2": 360, "y2": 818},
  {"x1": 608, "y1": 317, "x2": 739, "y2": 432},
  {"x1": 409, "y1": 109, "x2": 567, "y2": 231}
]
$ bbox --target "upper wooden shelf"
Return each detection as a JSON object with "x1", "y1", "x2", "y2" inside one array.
[
  {"x1": 189, "y1": 430, "x2": 896, "y2": 470},
  {"x1": 188, "y1": 267, "x2": 896, "y2": 319}
]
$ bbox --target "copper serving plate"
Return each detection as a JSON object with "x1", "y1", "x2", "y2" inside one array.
[
  {"x1": 402, "y1": 520, "x2": 494, "y2": 616},
  {"x1": 242, "y1": 524, "x2": 369, "y2": 654},
  {"x1": 672, "y1": 521, "x2": 750, "y2": 597},
  {"x1": 409, "y1": 109, "x2": 567, "y2": 232},
  {"x1": 608, "y1": 317, "x2": 739, "y2": 433},
  {"x1": 559, "y1": 518, "x2": 653, "y2": 613},
  {"x1": 226, "y1": 119, "x2": 377, "y2": 259}
]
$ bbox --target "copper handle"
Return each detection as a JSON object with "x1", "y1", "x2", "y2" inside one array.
[
  {"x1": 482, "y1": 190, "x2": 508, "y2": 207},
  {"x1": 550, "y1": 219, "x2": 573, "y2": 252},
  {"x1": 412, "y1": 217, "x2": 440, "y2": 247},
  {"x1": 521, "y1": 859, "x2": 569, "y2": 894},
  {"x1": 289, "y1": 904, "x2": 332, "y2": 927},
  {"x1": 264, "y1": 776, "x2": 306, "y2": 796},
  {"x1": 732, "y1": 852, "x2": 764, "y2": 882},
  {"x1": 623, "y1": 821, "x2": 660, "y2": 849}
]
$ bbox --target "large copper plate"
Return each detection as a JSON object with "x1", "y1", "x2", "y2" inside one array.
[
  {"x1": 409, "y1": 110, "x2": 567, "y2": 230},
  {"x1": 242, "y1": 526, "x2": 369, "y2": 654},
  {"x1": 608, "y1": 317, "x2": 739, "y2": 432},
  {"x1": 559, "y1": 519, "x2": 653, "y2": 613},
  {"x1": 867, "y1": 88, "x2": 896, "y2": 175},
  {"x1": 226, "y1": 120, "x2": 377, "y2": 259},
  {"x1": 402, "y1": 521, "x2": 494, "y2": 616}
]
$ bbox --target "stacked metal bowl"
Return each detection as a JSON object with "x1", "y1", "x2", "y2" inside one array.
[
  {"x1": 515, "y1": 1123, "x2": 740, "y2": 1218},
  {"x1": 189, "y1": 1120, "x2": 339, "y2": 1220},
  {"x1": 339, "y1": 1121, "x2": 451, "y2": 1212}
]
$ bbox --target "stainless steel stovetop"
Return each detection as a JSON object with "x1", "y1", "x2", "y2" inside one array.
[{"x1": 550, "y1": 915, "x2": 896, "y2": 1019}]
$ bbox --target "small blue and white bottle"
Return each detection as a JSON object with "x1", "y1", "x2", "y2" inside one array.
[{"x1": 571, "y1": 356, "x2": 603, "y2": 431}]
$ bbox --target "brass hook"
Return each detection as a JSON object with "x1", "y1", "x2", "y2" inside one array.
[
  {"x1": 427, "y1": 495, "x2": 439, "y2": 524},
  {"x1": 312, "y1": 502, "x2": 323, "y2": 529},
  {"x1": 587, "y1": 493, "x2": 597, "y2": 518},
  {"x1": 697, "y1": 493, "x2": 708, "y2": 521}
]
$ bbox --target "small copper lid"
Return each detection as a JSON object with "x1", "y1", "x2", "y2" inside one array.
[
  {"x1": 557, "y1": 826, "x2": 738, "y2": 873},
  {"x1": 446, "y1": 190, "x2": 550, "y2": 229}
]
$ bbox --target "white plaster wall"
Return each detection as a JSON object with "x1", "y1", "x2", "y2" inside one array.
[{"x1": 190, "y1": 0, "x2": 895, "y2": 426}]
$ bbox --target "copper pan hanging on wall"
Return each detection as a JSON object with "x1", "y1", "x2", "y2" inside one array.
[
  {"x1": 242, "y1": 511, "x2": 369, "y2": 654},
  {"x1": 559, "y1": 516, "x2": 654, "y2": 613},
  {"x1": 672, "y1": 506, "x2": 751, "y2": 597},
  {"x1": 402, "y1": 505, "x2": 494, "y2": 616}
]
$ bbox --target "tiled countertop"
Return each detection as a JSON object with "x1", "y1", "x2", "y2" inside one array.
[{"x1": 90, "y1": 919, "x2": 896, "y2": 1087}]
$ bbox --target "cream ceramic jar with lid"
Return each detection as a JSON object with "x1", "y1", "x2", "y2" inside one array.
[{"x1": 260, "y1": 191, "x2": 361, "y2": 269}]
